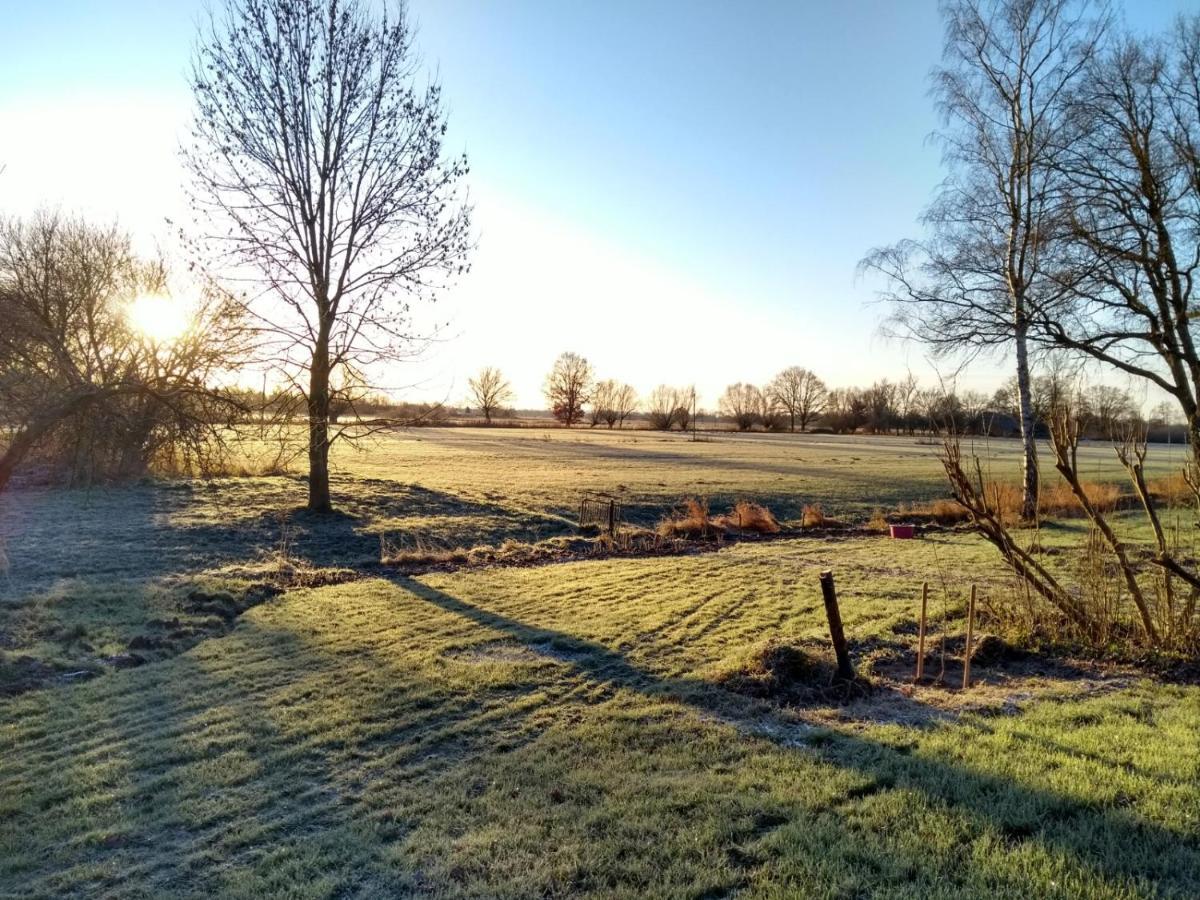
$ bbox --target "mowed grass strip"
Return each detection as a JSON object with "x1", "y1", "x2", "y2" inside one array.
[{"x1": 1, "y1": 538, "x2": 1197, "y2": 898}]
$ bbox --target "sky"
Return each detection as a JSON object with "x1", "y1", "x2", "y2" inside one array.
[{"x1": 0, "y1": 0, "x2": 1194, "y2": 409}]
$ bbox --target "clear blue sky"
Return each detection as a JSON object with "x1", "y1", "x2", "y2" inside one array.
[{"x1": 0, "y1": 0, "x2": 1193, "y2": 406}]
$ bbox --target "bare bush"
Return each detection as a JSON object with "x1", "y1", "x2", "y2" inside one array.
[
  {"x1": 0, "y1": 212, "x2": 248, "y2": 493},
  {"x1": 801, "y1": 504, "x2": 830, "y2": 528},
  {"x1": 941, "y1": 425, "x2": 1198, "y2": 652}
]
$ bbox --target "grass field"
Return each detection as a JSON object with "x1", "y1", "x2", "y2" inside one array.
[{"x1": 2, "y1": 429, "x2": 1198, "y2": 897}]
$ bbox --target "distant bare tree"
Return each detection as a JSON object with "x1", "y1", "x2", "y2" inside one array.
[
  {"x1": 718, "y1": 383, "x2": 762, "y2": 431},
  {"x1": 590, "y1": 381, "x2": 638, "y2": 428},
  {"x1": 861, "y1": 0, "x2": 1109, "y2": 520},
  {"x1": 610, "y1": 383, "x2": 638, "y2": 428},
  {"x1": 544, "y1": 352, "x2": 593, "y2": 426},
  {"x1": 468, "y1": 367, "x2": 512, "y2": 425},
  {"x1": 895, "y1": 372, "x2": 920, "y2": 434},
  {"x1": 186, "y1": 0, "x2": 471, "y2": 513},
  {"x1": 675, "y1": 387, "x2": 697, "y2": 434},
  {"x1": 0, "y1": 212, "x2": 247, "y2": 494},
  {"x1": 756, "y1": 389, "x2": 785, "y2": 432},
  {"x1": 862, "y1": 380, "x2": 897, "y2": 434},
  {"x1": 645, "y1": 385, "x2": 684, "y2": 430},
  {"x1": 1082, "y1": 385, "x2": 1132, "y2": 438},
  {"x1": 769, "y1": 366, "x2": 826, "y2": 432}
]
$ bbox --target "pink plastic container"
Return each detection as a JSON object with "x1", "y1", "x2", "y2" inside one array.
[{"x1": 889, "y1": 524, "x2": 915, "y2": 540}]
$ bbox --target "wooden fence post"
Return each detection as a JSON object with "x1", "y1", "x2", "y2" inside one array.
[
  {"x1": 962, "y1": 584, "x2": 976, "y2": 690},
  {"x1": 916, "y1": 581, "x2": 928, "y2": 681},
  {"x1": 819, "y1": 570, "x2": 856, "y2": 681}
]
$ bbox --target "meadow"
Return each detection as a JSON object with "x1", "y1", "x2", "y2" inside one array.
[{"x1": 1, "y1": 428, "x2": 1198, "y2": 897}]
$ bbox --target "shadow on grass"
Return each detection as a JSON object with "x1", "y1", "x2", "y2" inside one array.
[
  {"x1": 0, "y1": 476, "x2": 572, "y2": 599},
  {"x1": 4, "y1": 568, "x2": 1197, "y2": 895},
  {"x1": 394, "y1": 575, "x2": 1200, "y2": 895}
]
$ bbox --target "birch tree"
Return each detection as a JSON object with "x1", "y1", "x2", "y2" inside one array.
[{"x1": 861, "y1": 0, "x2": 1107, "y2": 519}]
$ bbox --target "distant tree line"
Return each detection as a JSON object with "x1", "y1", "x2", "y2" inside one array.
[{"x1": 456, "y1": 355, "x2": 1163, "y2": 440}]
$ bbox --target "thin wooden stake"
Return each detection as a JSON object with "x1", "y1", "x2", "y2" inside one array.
[
  {"x1": 819, "y1": 570, "x2": 856, "y2": 681},
  {"x1": 962, "y1": 583, "x2": 977, "y2": 690},
  {"x1": 915, "y1": 581, "x2": 929, "y2": 681}
]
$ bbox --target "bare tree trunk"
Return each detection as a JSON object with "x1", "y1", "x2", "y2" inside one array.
[
  {"x1": 307, "y1": 331, "x2": 333, "y2": 514},
  {"x1": 0, "y1": 426, "x2": 43, "y2": 496},
  {"x1": 1014, "y1": 317, "x2": 1039, "y2": 521}
]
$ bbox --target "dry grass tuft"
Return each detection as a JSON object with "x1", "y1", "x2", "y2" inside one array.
[
  {"x1": 801, "y1": 504, "x2": 830, "y2": 528},
  {"x1": 866, "y1": 508, "x2": 890, "y2": 533},
  {"x1": 713, "y1": 500, "x2": 781, "y2": 534},
  {"x1": 1147, "y1": 472, "x2": 1195, "y2": 506},
  {"x1": 979, "y1": 479, "x2": 1124, "y2": 523},
  {"x1": 894, "y1": 499, "x2": 972, "y2": 526},
  {"x1": 658, "y1": 498, "x2": 725, "y2": 539}
]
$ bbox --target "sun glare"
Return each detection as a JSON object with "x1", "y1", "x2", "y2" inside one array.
[{"x1": 127, "y1": 293, "x2": 191, "y2": 343}]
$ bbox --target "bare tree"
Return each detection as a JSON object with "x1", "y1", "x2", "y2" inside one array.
[
  {"x1": 645, "y1": 385, "x2": 684, "y2": 430},
  {"x1": 768, "y1": 366, "x2": 827, "y2": 432},
  {"x1": 862, "y1": 380, "x2": 898, "y2": 434},
  {"x1": 1036, "y1": 20, "x2": 1200, "y2": 465},
  {"x1": 186, "y1": 0, "x2": 471, "y2": 513},
  {"x1": 591, "y1": 381, "x2": 638, "y2": 428},
  {"x1": 718, "y1": 383, "x2": 762, "y2": 431},
  {"x1": 610, "y1": 383, "x2": 638, "y2": 428},
  {"x1": 673, "y1": 399, "x2": 692, "y2": 433},
  {"x1": 1083, "y1": 384, "x2": 1133, "y2": 437},
  {"x1": 861, "y1": 0, "x2": 1108, "y2": 520},
  {"x1": 0, "y1": 212, "x2": 247, "y2": 494},
  {"x1": 589, "y1": 379, "x2": 630, "y2": 428},
  {"x1": 467, "y1": 366, "x2": 512, "y2": 425},
  {"x1": 895, "y1": 371, "x2": 920, "y2": 434},
  {"x1": 544, "y1": 352, "x2": 593, "y2": 427},
  {"x1": 756, "y1": 388, "x2": 785, "y2": 432}
]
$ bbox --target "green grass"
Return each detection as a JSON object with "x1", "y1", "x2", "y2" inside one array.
[
  {"x1": 2, "y1": 429, "x2": 1197, "y2": 896},
  {"x1": 1, "y1": 538, "x2": 1197, "y2": 898},
  {"x1": 3, "y1": 428, "x2": 1192, "y2": 682}
]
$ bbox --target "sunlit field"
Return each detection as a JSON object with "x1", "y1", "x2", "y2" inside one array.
[{"x1": 2, "y1": 428, "x2": 1198, "y2": 896}]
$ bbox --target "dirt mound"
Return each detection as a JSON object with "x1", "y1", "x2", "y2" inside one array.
[
  {"x1": 969, "y1": 633, "x2": 1027, "y2": 666},
  {"x1": 715, "y1": 639, "x2": 872, "y2": 704}
]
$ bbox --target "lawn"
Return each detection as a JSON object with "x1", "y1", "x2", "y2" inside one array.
[
  {"x1": 2, "y1": 536, "x2": 1197, "y2": 897},
  {"x1": 1, "y1": 429, "x2": 1197, "y2": 897}
]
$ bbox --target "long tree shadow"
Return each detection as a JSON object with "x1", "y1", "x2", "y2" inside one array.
[
  {"x1": 392, "y1": 575, "x2": 1200, "y2": 895},
  {"x1": 0, "y1": 476, "x2": 572, "y2": 599}
]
